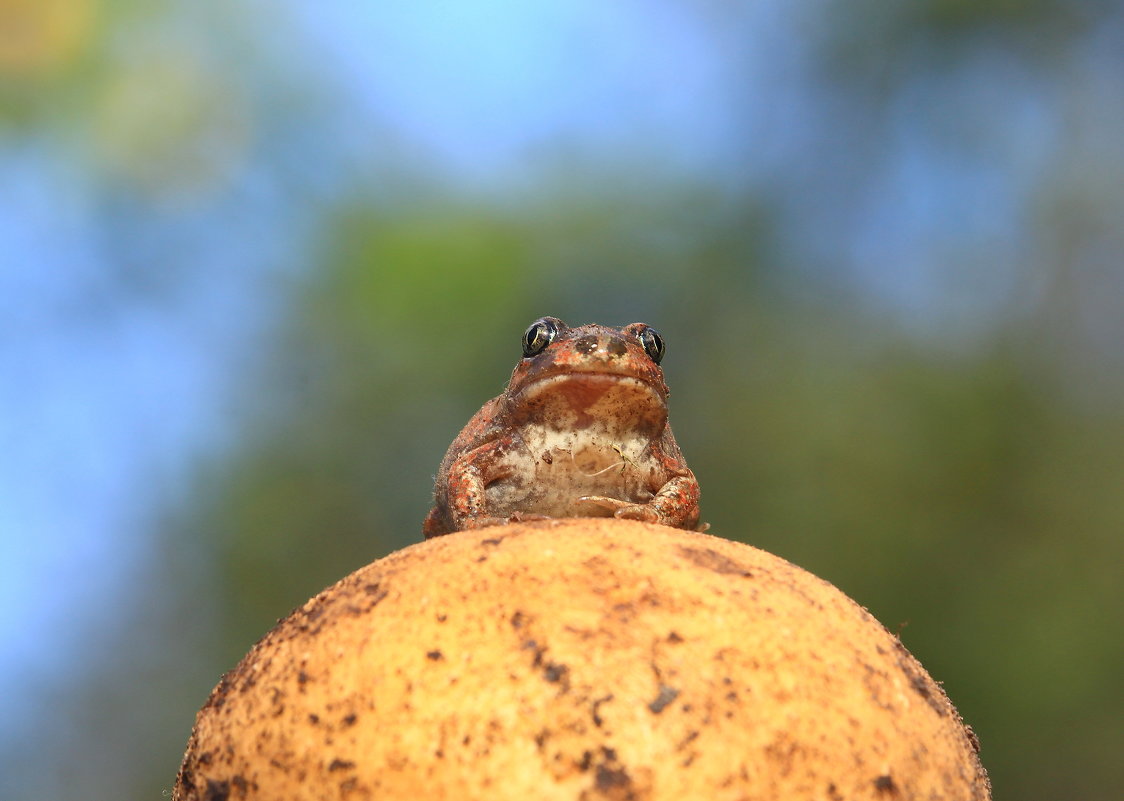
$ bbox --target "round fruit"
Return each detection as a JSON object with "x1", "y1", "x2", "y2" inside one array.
[{"x1": 174, "y1": 519, "x2": 989, "y2": 800}]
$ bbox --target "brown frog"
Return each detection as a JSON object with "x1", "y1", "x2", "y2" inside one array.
[{"x1": 423, "y1": 317, "x2": 701, "y2": 538}]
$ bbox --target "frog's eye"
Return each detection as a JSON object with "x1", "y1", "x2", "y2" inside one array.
[
  {"x1": 638, "y1": 326, "x2": 665, "y2": 364},
  {"x1": 522, "y1": 317, "x2": 560, "y2": 357}
]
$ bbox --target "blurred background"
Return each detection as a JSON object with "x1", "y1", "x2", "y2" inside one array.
[{"x1": 1, "y1": 0, "x2": 1122, "y2": 798}]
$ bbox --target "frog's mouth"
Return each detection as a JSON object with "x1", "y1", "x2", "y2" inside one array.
[{"x1": 509, "y1": 373, "x2": 668, "y2": 432}]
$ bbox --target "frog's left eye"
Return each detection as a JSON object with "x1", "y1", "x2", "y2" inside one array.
[
  {"x1": 522, "y1": 317, "x2": 561, "y2": 357},
  {"x1": 637, "y1": 326, "x2": 665, "y2": 364}
]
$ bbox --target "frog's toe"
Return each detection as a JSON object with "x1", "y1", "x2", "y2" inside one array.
[
  {"x1": 612, "y1": 504, "x2": 660, "y2": 523},
  {"x1": 576, "y1": 495, "x2": 628, "y2": 513}
]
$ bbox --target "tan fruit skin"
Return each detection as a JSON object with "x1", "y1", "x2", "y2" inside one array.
[{"x1": 174, "y1": 520, "x2": 990, "y2": 801}]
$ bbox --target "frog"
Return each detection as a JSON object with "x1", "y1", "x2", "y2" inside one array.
[{"x1": 423, "y1": 316, "x2": 701, "y2": 538}]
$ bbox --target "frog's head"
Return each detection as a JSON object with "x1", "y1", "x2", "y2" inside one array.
[{"x1": 503, "y1": 317, "x2": 670, "y2": 432}]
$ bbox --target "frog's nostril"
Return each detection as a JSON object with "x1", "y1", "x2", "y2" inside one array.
[{"x1": 607, "y1": 338, "x2": 628, "y2": 358}]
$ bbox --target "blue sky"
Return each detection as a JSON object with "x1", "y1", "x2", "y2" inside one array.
[{"x1": 289, "y1": 1, "x2": 755, "y2": 181}]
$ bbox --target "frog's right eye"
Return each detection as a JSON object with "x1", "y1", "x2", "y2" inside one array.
[{"x1": 522, "y1": 318, "x2": 560, "y2": 357}]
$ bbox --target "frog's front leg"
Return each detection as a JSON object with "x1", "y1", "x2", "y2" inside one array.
[{"x1": 434, "y1": 438, "x2": 507, "y2": 532}]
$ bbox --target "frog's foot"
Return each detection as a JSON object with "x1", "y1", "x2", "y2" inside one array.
[{"x1": 577, "y1": 496, "x2": 660, "y2": 524}]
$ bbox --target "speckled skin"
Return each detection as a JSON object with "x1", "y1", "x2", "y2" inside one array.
[{"x1": 423, "y1": 318, "x2": 700, "y2": 538}]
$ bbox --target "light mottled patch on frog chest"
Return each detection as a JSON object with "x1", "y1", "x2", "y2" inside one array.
[{"x1": 485, "y1": 423, "x2": 660, "y2": 519}]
